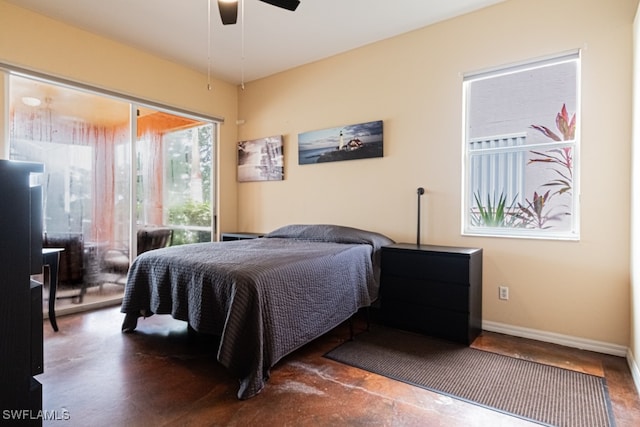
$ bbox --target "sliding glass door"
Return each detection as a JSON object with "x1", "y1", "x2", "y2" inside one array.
[
  {"x1": 8, "y1": 74, "x2": 216, "y2": 310},
  {"x1": 136, "y1": 107, "x2": 215, "y2": 247},
  {"x1": 10, "y1": 75, "x2": 131, "y2": 304}
]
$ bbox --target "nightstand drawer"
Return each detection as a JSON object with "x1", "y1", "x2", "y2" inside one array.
[
  {"x1": 381, "y1": 275, "x2": 469, "y2": 312},
  {"x1": 382, "y1": 300, "x2": 472, "y2": 344},
  {"x1": 382, "y1": 249, "x2": 471, "y2": 284}
]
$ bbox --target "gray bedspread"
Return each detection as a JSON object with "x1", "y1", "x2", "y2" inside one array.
[{"x1": 120, "y1": 224, "x2": 394, "y2": 399}]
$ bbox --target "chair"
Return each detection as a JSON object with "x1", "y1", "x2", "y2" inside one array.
[
  {"x1": 42, "y1": 232, "x2": 84, "y2": 288},
  {"x1": 103, "y1": 226, "x2": 173, "y2": 275},
  {"x1": 137, "y1": 227, "x2": 174, "y2": 255},
  {"x1": 42, "y1": 232, "x2": 85, "y2": 302}
]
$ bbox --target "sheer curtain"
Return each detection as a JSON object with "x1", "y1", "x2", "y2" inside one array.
[{"x1": 11, "y1": 102, "x2": 130, "y2": 247}]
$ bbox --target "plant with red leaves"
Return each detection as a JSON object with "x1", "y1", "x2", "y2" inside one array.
[
  {"x1": 517, "y1": 104, "x2": 576, "y2": 228},
  {"x1": 528, "y1": 104, "x2": 575, "y2": 196}
]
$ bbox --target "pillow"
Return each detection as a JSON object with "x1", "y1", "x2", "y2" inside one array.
[{"x1": 265, "y1": 224, "x2": 394, "y2": 247}]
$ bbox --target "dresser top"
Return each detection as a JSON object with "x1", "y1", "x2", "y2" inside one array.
[{"x1": 383, "y1": 242, "x2": 482, "y2": 255}]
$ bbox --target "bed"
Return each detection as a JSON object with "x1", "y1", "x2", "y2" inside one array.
[{"x1": 120, "y1": 224, "x2": 394, "y2": 399}]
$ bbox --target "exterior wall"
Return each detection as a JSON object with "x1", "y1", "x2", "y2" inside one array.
[
  {"x1": 0, "y1": 0, "x2": 240, "y2": 234},
  {"x1": 237, "y1": 0, "x2": 637, "y2": 346}
]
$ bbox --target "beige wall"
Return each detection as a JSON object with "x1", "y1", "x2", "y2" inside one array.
[
  {"x1": 0, "y1": 72, "x2": 7, "y2": 157},
  {"x1": 631, "y1": 1, "x2": 640, "y2": 393},
  {"x1": 0, "y1": 1, "x2": 240, "y2": 234},
  {"x1": 237, "y1": 0, "x2": 637, "y2": 346}
]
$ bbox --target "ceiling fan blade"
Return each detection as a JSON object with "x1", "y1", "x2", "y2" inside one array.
[
  {"x1": 259, "y1": 0, "x2": 300, "y2": 12},
  {"x1": 218, "y1": 0, "x2": 238, "y2": 25}
]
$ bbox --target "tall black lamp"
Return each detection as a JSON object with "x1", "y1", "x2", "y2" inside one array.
[{"x1": 417, "y1": 187, "x2": 425, "y2": 246}]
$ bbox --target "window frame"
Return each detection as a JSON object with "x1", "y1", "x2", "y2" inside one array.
[{"x1": 461, "y1": 51, "x2": 581, "y2": 241}]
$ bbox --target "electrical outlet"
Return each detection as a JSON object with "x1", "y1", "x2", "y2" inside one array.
[{"x1": 499, "y1": 286, "x2": 509, "y2": 300}]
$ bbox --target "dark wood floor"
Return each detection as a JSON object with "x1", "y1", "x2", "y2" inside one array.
[{"x1": 40, "y1": 306, "x2": 639, "y2": 426}]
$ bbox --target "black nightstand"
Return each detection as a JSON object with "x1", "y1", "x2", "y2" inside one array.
[
  {"x1": 220, "y1": 232, "x2": 264, "y2": 241},
  {"x1": 380, "y1": 243, "x2": 483, "y2": 345}
]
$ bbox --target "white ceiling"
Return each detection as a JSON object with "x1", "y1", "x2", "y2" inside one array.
[{"x1": 6, "y1": 0, "x2": 504, "y2": 85}]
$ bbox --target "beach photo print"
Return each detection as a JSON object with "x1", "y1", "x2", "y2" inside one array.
[{"x1": 298, "y1": 120, "x2": 383, "y2": 165}]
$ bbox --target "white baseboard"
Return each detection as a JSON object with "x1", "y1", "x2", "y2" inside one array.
[
  {"x1": 484, "y1": 320, "x2": 640, "y2": 395},
  {"x1": 628, "y1": 349, "x2": 640, "y2": 396},
  {"x1": 482, "y1": 320, "x2": 628, "y2": 357}
]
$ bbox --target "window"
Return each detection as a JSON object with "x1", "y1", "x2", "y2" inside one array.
[{"x1": 462, "y1": 52, "x2": 580, "y2": 240}]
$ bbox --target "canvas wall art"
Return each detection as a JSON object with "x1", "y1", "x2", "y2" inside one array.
[
  {"x1": 237, "y1": 135, "x2": 284, "y2": 182},
  {"x1": 298, "y1": 120, "x2": 383, "y2": 165}
]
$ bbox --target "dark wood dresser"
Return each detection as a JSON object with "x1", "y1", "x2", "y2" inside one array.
[
  {"x1": 380, "y1": 243, "x2": 483, "y2": 345},
  {"x1": 0, "y1": 160, "x2": 44, "y2": 425}
]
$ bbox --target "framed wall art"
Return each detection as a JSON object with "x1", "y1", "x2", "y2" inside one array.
[
  {"x1": 237, "y1": 135, "x2": 284, "y2": 182},
  {"x1": 298, "y1": 120, "x2": 383, "y2": 165}
]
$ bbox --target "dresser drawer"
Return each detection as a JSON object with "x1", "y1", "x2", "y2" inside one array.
[
  {"x1": 381, "y1": 275, "x2": 469, "y2": 312},
  {"x1": 382, "y1": 249, "x2": 471, "y2": 284},
  {"x1": 382, "y1": 300, "x2": 472, "y2": 344}
]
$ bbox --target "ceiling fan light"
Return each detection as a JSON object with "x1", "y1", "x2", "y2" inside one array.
[{"x1": 218, "y1": 0, "x2": 238, "y2": 25}]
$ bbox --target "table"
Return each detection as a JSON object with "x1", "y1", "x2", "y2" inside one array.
[{"x1": 42, "y1": 247, "x2": 64, "y2": 332}]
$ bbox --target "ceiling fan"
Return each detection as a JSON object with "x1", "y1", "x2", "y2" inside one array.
[{"x1": 217, "y1": 0, "x2": 301, "y2": 25}]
